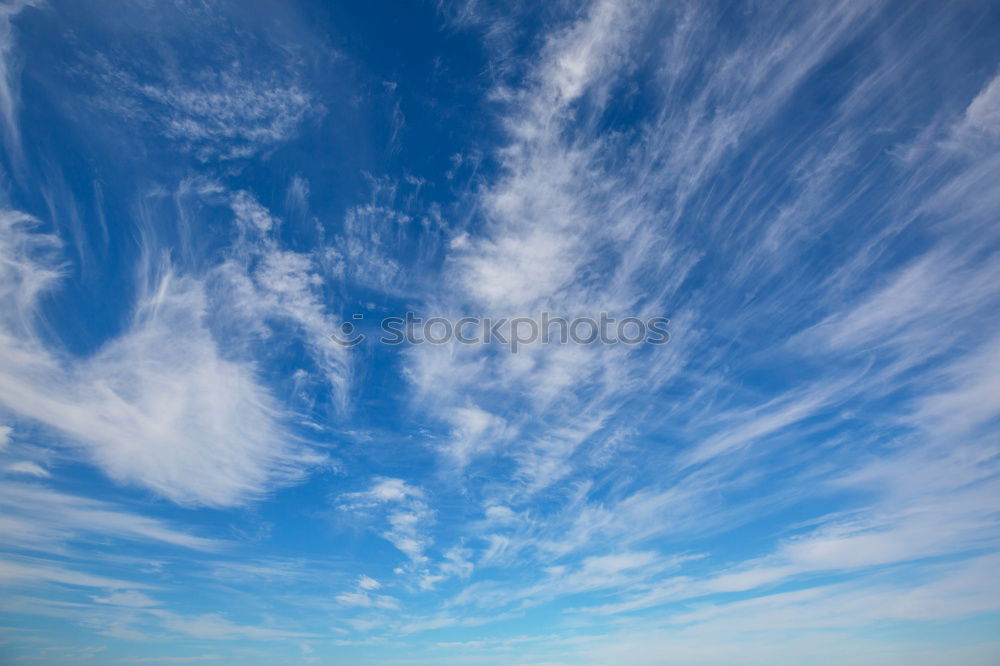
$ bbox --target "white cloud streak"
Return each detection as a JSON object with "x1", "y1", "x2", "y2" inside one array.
[{"x1": 0, "y1": 207, "x2": 327, "y2": 507}]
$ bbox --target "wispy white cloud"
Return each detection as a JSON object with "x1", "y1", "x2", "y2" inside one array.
[
  {"x1": 96, "y1": 63, "x2": 316, "y2": 161},
  {"x1": 0, "y1": 208, "x2": 326, "y2": 506},
  {"x1": 149, "y1": 609, "x2": 319, "y2": 641},
  {"x1": 91, "y1": 590, "x2": 159, "y2": 608},
  {"x1": 554, "y1": 556, "x2": 1000, "y2": 666},
  {"x1": 335, "y1": 573, "x2": 400, "y2": 610},
  {"x1": 950, "y1": 70, "x2": 1000, "y2": 148},
  {"x1": 216, "y1": 237, "x2": 351, "y2": 407},
  {"x1": 0, "y1": 480, "x2": 223, "y2": 552},
  {"x1": 2, "y1": 0, "x2": 999, "y2": 660},
  {"x1": 0, "y1": 0, "x2": 37, "y2": 167},
  {"x1": 3, "y1": 460, "x2": 47, "y2": 477},
  {"x1": 341, "y1": 478, "x2": 436, "y2": 570},
  {"x1": 0, "y1": 556, "x2": 155, "y2": 591}
]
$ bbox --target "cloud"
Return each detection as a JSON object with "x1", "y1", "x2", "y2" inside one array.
[
  {"x1": 341, "y1": 478, "x2": 435, "y2": 566},
  {"x1": 443, "y1": 405, "x2": 510, "y2": 467},
  {"x1": 97, "y1": 63, "x2": 316, "y2": 161},
  {"x1": 285, "y1": 175, "x2": 310, "y2": 217},
  {"x1": 335, "y1": 590, "x2": 400, "y2": 611},
  {"x1": 358, "y1": 575, "x2": 381, "y2": 591},
  {"x1": 119, "y1": 657, "x2": 223, "y2": 664},
  {"x1": 951, "y1": 70, "x2": 1000, "y2": 146},
  {"x1": 91, "y1": 590, "x2": 159, "y2": 608},
  {"x1": 0, "y1": 0, "x2": 37, "y2": 165},
  {"x1": 2, "y1": 0, "x2": 1000, "y2": 660},
  {"x1": 0, "y1": 208, "x2": 325, "y2": 507},
  {"x1": 335, "y1": 573, "x2": 400, "y2": 610},
  {"x1": 557, "y1": 554, "x2": 1000, "y2": 666},
  {"x1": 578, "y1": 424, "x2": 1000, "y2": 618},
  {"x1": 4, "y1": 460, "x2": 48, "y2": 477},
  {"x1": 906, "y1": 336, "x2": 1000, "y2": 436},
  {"x1": 221, "y1": 246, "x2": 351, "y2": 406},
  {"x1": 0, "y1": 209, "x2": 64, "y2": 332},
  {"x1": 0, "y1": 480, "x2": 223, "y2": 552},
  {"x1": 0, "y1": 556, "x2": 155, "y2": 590},
  {"x1": 681, "y1": 380, "x2": 844, "y2": 467},
  {"x1": 149, "y1": 609, "x2": 319, "y2": 641},
  {"x1": 230, "y1": 190, "x2": 278, "y2": 232},
  {"x1": 401, "y1": 0, "x2": 685, "y2": 498}
]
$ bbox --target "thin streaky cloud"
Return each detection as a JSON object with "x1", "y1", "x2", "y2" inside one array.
[{"x1": 0, "y1": 1, "x2": 997, "y2": 664}]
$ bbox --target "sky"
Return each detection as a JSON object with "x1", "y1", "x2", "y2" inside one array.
[{"x1": 0, "y1": 0, "x2": 999, "y2": 664}]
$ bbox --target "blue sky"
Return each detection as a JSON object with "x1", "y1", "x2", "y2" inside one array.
[{"x1": 1, "y1": 0, "x2": 999, "y2": 664}]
